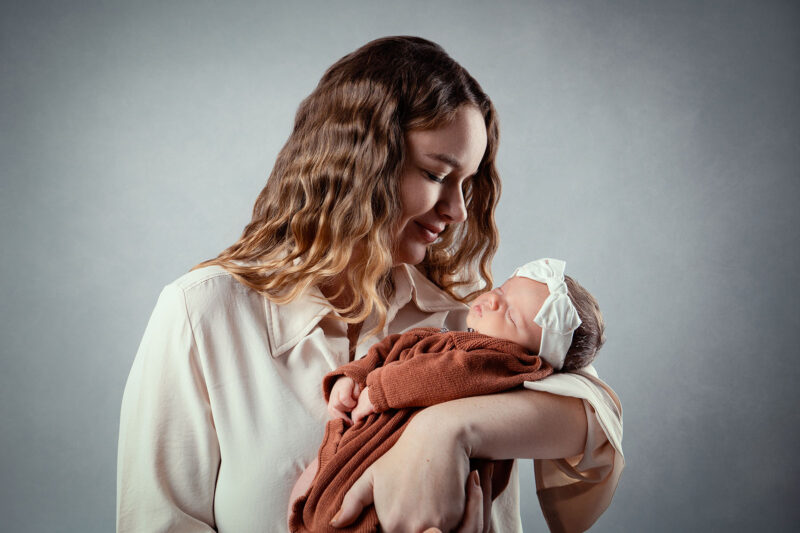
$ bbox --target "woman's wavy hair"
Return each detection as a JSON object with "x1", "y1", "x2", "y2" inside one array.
[{"x1": 197, "y1": 36, "x2": 501, "y2": 335}]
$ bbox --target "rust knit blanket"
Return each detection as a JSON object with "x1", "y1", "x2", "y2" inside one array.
[{"x1": 289, "y1": 327, "x2": 553, "y2": 532}]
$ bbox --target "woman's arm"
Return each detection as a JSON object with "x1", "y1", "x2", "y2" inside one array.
[
  {"x1": 441, "y1": 388, "x2": 587, "y2": 460},
  {"x1": 117, "y1": 285, "x2": 219, "y2": 532},
  {"x1": 332, "y1": 389, "x2": 587, "y2": 533}
]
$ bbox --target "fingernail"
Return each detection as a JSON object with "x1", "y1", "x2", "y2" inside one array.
[
  {"x1": 423, "y1": 529, "x2": 442, "y2": 533},
  {"x1": 330, "y1": 509, "x2": 342, "y2": 526},
  {"x1": 471, "y1": 470, "x2": 480, "y2": 486}
]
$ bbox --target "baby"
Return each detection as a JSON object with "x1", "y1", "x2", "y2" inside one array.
[{"x1": 288, "y1": 258, "x2": 605, "y2": 532}]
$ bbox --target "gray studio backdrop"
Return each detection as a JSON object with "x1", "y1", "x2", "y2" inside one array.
[{"x1": 1, "y1": 1, "x2": 798, "y2": 531}]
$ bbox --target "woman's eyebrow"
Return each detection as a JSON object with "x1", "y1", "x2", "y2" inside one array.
[{"x1": 425, "y1": 152, "x2": 462, "y2": 169}]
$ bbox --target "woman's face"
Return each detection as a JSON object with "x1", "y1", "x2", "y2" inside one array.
[{"x1": 393, "y1": 105, "x2": 488, "y2": 266}]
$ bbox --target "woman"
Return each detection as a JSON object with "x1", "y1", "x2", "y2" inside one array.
[{"x1": 117, "y1": 36, "x2": 623, "y2": 533}]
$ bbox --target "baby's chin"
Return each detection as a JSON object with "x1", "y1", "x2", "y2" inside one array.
[
  {"x1": 465, "y1": 312, "x2": 478, "y2": 331},
  {"x1": 465, "y1": 319, "x2": 489, "y2": 337}
]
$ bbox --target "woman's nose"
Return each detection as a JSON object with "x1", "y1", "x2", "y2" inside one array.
[{"x1": 437, "y1": 183, "x2": 468, "y2": 223}]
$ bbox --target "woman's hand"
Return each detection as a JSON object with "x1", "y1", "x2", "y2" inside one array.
[
  {"x1": 330, "y1": 388, "x2": 589, "y2": 532},
  {"x1": 421, "y1": 471, "x2": 486, "y2": 533},
  {"x1": 330, "y1": 409, "x2": 484, "y2": 532},
  {"x1": 333, "y1": 467, "x2": 486, "y2": 533}
]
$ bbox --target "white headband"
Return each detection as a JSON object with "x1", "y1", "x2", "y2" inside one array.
[{"x1": 511, "y1": 258, "x2": 582, "y2": 370}]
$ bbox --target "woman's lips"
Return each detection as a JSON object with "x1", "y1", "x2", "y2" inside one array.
[{"x1": 415, "y1": 221, "x2": 441, "y2": 243}]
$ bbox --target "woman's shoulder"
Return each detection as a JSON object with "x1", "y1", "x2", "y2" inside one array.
[
  {"x1": 159, "y1": 265, "x2": 261, "y2": 321},
  {"x1": 168, "y1": 264, "x2": 237, "y2": 293},
  {"x1": 160, "y1": 265, "x2": 330, "y2": 356}
]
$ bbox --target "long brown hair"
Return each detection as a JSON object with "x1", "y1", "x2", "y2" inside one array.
[{"x1": 197, "y1": 36, "x2": 501, "y2": 335}]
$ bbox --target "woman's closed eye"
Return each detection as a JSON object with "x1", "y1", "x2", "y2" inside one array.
[{"x1": 423, "y1": 170, "x2": 446, "y2": 183}]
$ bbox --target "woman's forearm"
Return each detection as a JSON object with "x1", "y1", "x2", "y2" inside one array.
[
  {"x1": 413, "y1": 388, "x2": 588, "y2": 460},
  {"x1": 333, "y1": 389, "x2": 589, "y2": 530}
]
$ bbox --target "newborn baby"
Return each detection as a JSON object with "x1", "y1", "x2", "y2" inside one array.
[{"x1": 289, "y1": 258, "x2": 605, "y2": 532}]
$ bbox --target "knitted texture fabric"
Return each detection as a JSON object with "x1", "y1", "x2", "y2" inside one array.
[{"x1": 289, "y1": 328, "x2": 553, "y2": 532}]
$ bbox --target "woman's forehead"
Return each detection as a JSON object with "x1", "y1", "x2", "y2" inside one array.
[{"x1": 405, "y1": 107, "x2": 486, "y2": 172}]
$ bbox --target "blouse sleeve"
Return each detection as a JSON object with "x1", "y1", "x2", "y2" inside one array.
[
  {"x1": 117, "y1": 284, "x2": 220, "y2": 532},
  {"x1": 522, "y1": 365, "x2": 624, "y2": 533}
]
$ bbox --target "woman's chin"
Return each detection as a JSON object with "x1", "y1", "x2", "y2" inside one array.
[{"x1": 392, "y1": 244, "x2": 428, "y2": 266}]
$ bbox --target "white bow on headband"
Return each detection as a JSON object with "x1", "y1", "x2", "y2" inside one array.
[{"x1": 511, "y1": 258, "x2": 582, "y2": 370}]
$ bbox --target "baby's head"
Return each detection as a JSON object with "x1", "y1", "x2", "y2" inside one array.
[{"x1": 466, "y1": 258, "x2": 605, "y2": 371}]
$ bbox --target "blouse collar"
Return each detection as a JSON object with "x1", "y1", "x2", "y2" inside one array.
[{"x1": 266, "y1": 264, "x2": 467, "y2": 358}]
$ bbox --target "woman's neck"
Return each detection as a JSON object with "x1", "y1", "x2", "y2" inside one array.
[{"x1": 319, "y1": 274, "x2": 362, "y2": 361}]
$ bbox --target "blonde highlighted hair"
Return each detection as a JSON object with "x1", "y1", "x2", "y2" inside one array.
[{"x1": 196, "y1": 36, "x2": 501, "y2": 335}]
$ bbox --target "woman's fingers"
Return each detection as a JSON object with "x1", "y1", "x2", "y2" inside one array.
[
  {"x1": 330, "y1": 469, "x2": 375, "y2": 528},
  {"x1": 476, "y1": 462, "x2": 494, "y2": 533},
  {"x1": 423, "y1": 471, "x2": 485, "y2": 533},
  {"x1": 455, "y1": 470, "x2": 484, "y2": 533}
]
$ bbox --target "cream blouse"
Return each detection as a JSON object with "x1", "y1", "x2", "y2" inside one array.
[{"x1": 117, "y1": 264, "x2": 623, "y2": 532}]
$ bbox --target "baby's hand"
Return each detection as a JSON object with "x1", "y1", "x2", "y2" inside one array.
[
  {"x1": 351, "y1": 386, "x2": 375, "y2": 424},
  {"x1": 328, "y1": 377, "x2": 360, "y2": 422}
]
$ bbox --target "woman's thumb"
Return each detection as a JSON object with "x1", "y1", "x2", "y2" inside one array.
[{"x1": 330, "y1": 470, "x2": 375, "y2": 528}]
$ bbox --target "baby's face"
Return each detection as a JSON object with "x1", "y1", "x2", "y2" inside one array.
[{"x1": 466, "y1": 276, "x2": 550, "y2": 353}]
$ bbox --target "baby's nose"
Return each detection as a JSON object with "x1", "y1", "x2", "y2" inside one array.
[{"x1": 486, "y1": 293, "x2": 499, "y2": 310}]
